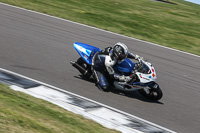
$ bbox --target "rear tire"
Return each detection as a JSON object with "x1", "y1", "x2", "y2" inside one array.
[
  {"x1": 76, "y1": 57, "x2": 91, "y2": 78},
  {"x1": 77, "y1": 57, "x2": 87, "y2": 68}
]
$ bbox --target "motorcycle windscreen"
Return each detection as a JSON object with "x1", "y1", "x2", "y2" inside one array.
[
  {"x1": 73, "y1": 42, "x2": 101, "y2": 64},
  {"x1": 113, "y1": 58, "x2": 135, "y2": 76}
]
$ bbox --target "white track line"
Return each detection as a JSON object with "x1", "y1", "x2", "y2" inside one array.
[{"x1": 0, "y1": 2, "x2": 199, "y2": 58}]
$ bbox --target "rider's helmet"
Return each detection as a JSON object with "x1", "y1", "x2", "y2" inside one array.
[{"x1": 112, "y1": 42, "x2": 129, "y2": 62}]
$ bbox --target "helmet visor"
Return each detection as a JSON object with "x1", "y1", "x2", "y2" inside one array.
[{"x1": 118, "y1": 53, "x2": 127, "y2": 61}]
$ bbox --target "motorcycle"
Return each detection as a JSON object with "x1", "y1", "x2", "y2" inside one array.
[{"x1": 70, "y1": 42, "x2": 163, "y2": 101}]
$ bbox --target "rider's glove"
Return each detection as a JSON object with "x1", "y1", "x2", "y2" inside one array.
[
  {"x1": 135, "y1": 54, "x2": 139, "y2": 59},
  {"x1": 135, "y1": 54, "x2": 140, "y2": 60},
  {"x1": 135, "y1": 54, "x2": 143, "y2": 61}
]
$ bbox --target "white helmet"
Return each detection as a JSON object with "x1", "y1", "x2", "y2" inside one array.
[{"x1": 112, "y1": 42, "x2": 129, "y2": 61}]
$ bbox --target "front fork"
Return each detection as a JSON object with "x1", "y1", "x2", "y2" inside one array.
[{"x1": 143, "y1": 82, "x2": 159, "y2": 94}]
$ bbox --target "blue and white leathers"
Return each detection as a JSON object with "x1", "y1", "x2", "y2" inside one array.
[{"x1": 91, "y1": 47, "x2": 116, "y2": 89}]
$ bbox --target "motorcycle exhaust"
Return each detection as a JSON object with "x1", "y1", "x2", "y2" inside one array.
[{"x1": 70, "y1": 61, "x2": 93, "y2": 79}]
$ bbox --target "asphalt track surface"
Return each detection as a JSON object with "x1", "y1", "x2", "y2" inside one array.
[{"x1": 0, "y1": 3, "x2": 200, "y2": 133}]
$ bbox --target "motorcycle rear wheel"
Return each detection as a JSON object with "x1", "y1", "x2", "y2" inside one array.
[
  {"x1": 138, "y1": 86, "x2": 163, "y2": 101},
  {"x1": 77, "y1": 57, "x2": 91, "y2": 78}
]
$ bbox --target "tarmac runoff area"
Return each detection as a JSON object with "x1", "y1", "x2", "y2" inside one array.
[{"x1": 0, "y1": 68, "x2": 176, "y2": 133}]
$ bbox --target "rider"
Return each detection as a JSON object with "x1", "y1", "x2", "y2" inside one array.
[{"x1": 92, "y1": 42, "x2": 141, "y2": 91}]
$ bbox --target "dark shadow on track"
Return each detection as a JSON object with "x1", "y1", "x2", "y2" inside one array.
[
  {"x1": 74, "y1": 75, "x2": 163, "y2": 104},
  {"x1": 110, "y1": 88, "x2": 164, "y2": 104}
]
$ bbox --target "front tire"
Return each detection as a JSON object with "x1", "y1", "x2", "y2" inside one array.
[{"x1": 138, "y1": 86, "x2": 163, "y2": 101}]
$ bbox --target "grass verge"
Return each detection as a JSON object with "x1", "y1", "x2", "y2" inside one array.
[
  {"x1": 0, "y1": 83, "x2": 119, "y2": 133},
  {"x1": 0, "y1": 0, "x2": 200, "y2": 55}
]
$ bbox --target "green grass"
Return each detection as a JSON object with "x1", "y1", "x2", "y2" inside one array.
[
  {"x1": 0, "y1": 83, "x2": 119, "y2": 133},
  {"x1": 0, "y1": 0, "x2": 200, "y2": 55}
]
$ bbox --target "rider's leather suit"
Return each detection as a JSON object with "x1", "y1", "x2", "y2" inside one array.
[{"x1": 92, "y1": 47, "x2": 136, "y2": 90}]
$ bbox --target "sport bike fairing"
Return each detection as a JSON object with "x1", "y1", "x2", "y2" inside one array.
[
  {"x1": 73, "y1": 42, "x2": 135, "y2": 75},
  {"x1": 136, "y1": 61, "x2": 157, "y2": 83}
]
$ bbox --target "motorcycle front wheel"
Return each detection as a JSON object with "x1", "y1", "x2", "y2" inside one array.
[{"x1": 138, "y1": 86, "x2": 163, "y2": 101}]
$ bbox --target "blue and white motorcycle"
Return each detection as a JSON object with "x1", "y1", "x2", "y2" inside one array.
[{"x1": 70, "y1": 42, "x2": 163, "y2": 101}]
